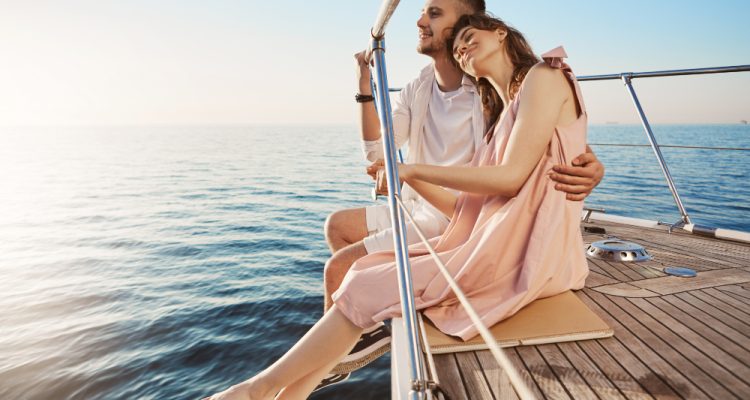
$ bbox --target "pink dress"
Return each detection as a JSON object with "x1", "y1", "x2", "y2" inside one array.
[{"x1": 332, "y1": 47, "x2": 590, "y2": 340}]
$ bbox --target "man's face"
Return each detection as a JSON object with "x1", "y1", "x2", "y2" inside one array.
[{"x1": 416, "y1": 0, "x2": 463, "y2": 56}]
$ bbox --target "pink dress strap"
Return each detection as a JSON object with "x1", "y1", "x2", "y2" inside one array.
[{"x1": 541, "y1": 46, "x2": 586, "y2": 116}]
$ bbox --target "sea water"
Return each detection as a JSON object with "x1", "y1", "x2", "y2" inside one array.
[{"x1": 0, "y1": 124, "x2": 748, "y2": 399}]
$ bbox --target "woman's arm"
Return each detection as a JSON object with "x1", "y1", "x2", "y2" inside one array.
[
  {"x1": 401, "y1": 178, "x2": 457, "y2": 218},
  {"x1": 370, "y1": 160, "x2": 457, "y2": 218},
  {"x1": 401, "y1": 65, "x2": 575, "y2": 198}
]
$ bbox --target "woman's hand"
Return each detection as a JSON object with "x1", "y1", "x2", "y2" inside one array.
[
  {"x1": 549, "y1": 146, "x2": 605, "y2": 201},
  {"x1": 366, "y1": 160, "x2": 415, "y2": 196}
]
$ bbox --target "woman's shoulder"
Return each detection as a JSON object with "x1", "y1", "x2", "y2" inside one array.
[
  {"x1": 525, "y1": 62, "x2": 569, "y2": 88},
  {"x1": 515, "y1": 62, "x2": 574, "y2": 114}
]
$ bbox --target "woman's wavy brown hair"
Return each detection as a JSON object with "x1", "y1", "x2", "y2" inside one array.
[{"x1": 448, "y1": 14, "x2": 539, "y2": 141}]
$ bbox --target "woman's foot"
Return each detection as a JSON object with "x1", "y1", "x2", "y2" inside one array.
[{"x1": 202, "y1": 377, "x2": 275, "y2": 400}]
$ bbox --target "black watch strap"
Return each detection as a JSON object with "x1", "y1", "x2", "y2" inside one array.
[{"x1": 355, "y1": 93, "x2": 375, "y2": 103}]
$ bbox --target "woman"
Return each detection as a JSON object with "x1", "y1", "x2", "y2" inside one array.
[{"x1": 205, "y1": 13, "x2": 588, "y2": 399}]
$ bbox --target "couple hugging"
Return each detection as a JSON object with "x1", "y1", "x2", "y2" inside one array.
[{"x1": 205, "y1": 0, "x2": 604, "y2": 398}]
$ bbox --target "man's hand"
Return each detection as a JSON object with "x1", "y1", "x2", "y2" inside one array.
[
  {"x1": 354, "y1": 50, "x2": 373, "y2": 94},
  {"x1": 366, "y1": 159, "x2": 384, "y2": 180},
  {"x1": 367, "y1": 160, "x2": 388, "y2": 195},
  {"x1": 549, "y1": 145, "x2": 605, "y2": 201},
  {"x1": 367, "y1": 160, "x2": 414, "y2": 196}
]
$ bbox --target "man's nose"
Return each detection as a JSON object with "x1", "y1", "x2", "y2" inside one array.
[{"x1": 416, "y1": 13, "x2": 428, "y2": 28}]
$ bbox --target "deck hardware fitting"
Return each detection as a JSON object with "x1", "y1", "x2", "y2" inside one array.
[
  {"x1": 661, "y1": 266, "x2": 698, "y2": 278},
  {"x1": 586, "y1": 240, "x2": 652, "y2": 262}
]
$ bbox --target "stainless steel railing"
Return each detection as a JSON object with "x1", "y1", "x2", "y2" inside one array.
[
  {"x1": 367, "y1": 2, "x2": 427, "y2": 399},
  {"x1": 372, "y1": 0, "x2": 401, "y2": 39},
  {"x1": 367, "y1": 1, "x2": 535, "y2": 399},
  {"x1": 367, "y1": 1, "x2": 750, "y2": 397},
  {"x1": 579, "y1": 65, "x2": 750, "y2": 238},
  {"x1": 390, "y1": 65, "x2": 750, "y2": 239},
  {"x1": 394, "y1": 195, "x2": 536, "y2": 400}
]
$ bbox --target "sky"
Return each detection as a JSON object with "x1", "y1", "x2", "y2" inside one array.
[{"x1": 0, "y1": 0, "x2": 749, "y2": 126}]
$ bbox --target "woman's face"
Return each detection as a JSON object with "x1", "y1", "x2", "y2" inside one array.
[{"x1": 452, "y1": 25, "x2": 505, "y2": 78}]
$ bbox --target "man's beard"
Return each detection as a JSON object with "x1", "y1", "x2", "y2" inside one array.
[{"x1": 417, "y1": 37, "x2": 445, "y2": 56}]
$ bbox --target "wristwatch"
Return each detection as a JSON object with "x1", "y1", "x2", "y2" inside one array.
[{"x1": 355, "y1": 93, "x2": 375, "y2": 103}]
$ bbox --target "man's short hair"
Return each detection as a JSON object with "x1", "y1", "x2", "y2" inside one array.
[{"x1": 456, "y1": 0, "x2": 486, "y2": 15}]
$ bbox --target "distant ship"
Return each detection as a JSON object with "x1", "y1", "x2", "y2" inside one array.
[{"x1": 742, "y1": 119, "x2": 748, "y2": 124}]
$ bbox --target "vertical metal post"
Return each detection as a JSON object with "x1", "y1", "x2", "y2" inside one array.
[
  {"x1": 621, "y1": 74, "x2": 693, "y2": 226},
  {"x1": 370, "y1": 36, "x2": 427, "y2": 400}
]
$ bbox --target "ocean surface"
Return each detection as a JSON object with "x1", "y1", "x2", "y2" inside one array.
[{"x1": 0, "y1": 124, "x2": 748, "y2": 400}]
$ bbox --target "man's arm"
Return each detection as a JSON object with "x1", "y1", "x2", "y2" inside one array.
[
  {"x1": 356, "y1": 50, "x2": 413, "y2": 162},
  {"x1": 355, "y1": 51, "x2": 381, "y2": 144},
  {"x1": 549, "y1": 145, "x2": 605, "y2": 201}
]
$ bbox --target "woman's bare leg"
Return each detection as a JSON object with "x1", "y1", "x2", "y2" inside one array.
[
  {"x1": 205, "y1": 306, "x2": 362, "y2": 400},
  {"x1": 273, "y1": 354, "x2": 345, "y2": 400}
]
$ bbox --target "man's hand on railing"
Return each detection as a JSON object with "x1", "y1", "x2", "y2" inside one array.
[
  {"x1": 549, "y1": 145, "x2": 605, "y2": 201},
  {"x1": 354, "y1": 50, "x2": 374, "y2": 95}
]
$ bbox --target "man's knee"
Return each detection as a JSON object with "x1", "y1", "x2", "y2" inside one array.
[
  {"x1": 324, "y1": 210, "x2": 346, "y2": 241},
  {"x1": 324, "y1": 208, "x2": 367, "y2": 245}
]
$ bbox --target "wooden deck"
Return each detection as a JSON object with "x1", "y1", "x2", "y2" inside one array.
[{"x1": 431, "y1": 219, "x2": 750, "y2": 399}]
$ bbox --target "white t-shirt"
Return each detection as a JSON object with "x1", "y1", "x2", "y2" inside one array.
[{"x1": 422, "y1": 80, "x2": 476, "y2": 167}]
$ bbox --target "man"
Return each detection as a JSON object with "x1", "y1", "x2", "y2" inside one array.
[{"x1": 318, "y1": 0, "x2": 604, "y2": 385}]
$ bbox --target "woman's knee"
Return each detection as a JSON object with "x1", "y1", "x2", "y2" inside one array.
[{"x1": 323, "y1": 252, "x2": 348, "y2": 287}]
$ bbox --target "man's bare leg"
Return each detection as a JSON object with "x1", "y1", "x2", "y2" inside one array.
[
  {"x1": 324, "y1": 208, "x2": 369, "y2": 253},
  {"x1": 323, "y1": 241, "x2": 368, "y2": 311}
]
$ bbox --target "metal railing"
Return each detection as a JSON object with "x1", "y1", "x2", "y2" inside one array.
[
  {"x1": 389, "y1": 65, "x2": 750, "y2": 240},
  {"x1": 394, "y1": 196, "x2": 536, "y2": 400},
  {"x1": 367, "y1": 2, "x2": 428, "y2": 399},
  {"x1": 579, "y1": 65, "x2": 750, "y2": 240},
  {"x1": 366, "y1": 2, "x2": 750, "y2": 399},
  {"x1": 366, "y1": 1, "x2": 535, "y2": 399}
]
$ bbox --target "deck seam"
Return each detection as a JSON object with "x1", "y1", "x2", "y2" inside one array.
[
  {"x1": 452, "y1": 353, "x2": 472, "y2": 400},
  {"x1": 632, "y1": 235, "x2": 747, "y2": 268},
  {"x1": 580, "y1": 290, "x2": 680, "y2": 397},
  {"x1": 662, "y1": 295, "x2": 750, "y2": 353},
  {"x1": 681, "y1": 291, "x2": 750, "y2": 330},
  {"x1": 700, "y1": 288, "x2": 750, "y2": 317},
  {"x1": 647, "y1": 296, "x2": 750, "y2": 368},
  {"x1": 586, "y1": 259, "x2": 616, "y2": 280},
  {"x1": 576, "y1": 340, "x2": 653, "y2": 400},
  {"x1": 555, "y1": 343, "x2": 606, "y2": 400},
  {"x1": 717, "y1": 285, "x2": 750, "y2": 301},
  {"x1": 589, "y1": 258, "x2": 632, "y2": 282},
  {"x1": 513, "y1": 347, "x2": 548, "y2": 400},
  {"x1": 584, "y1": 290, "x2": 708, "y2": 398},
  {"x1": 627, "y1": 296, "x2": 750, "y2": 391},
  {"x1": 602, "y1": 259, "x2": 644, "y2": 281},
  {"x1": 471, "y1": 352, "x2": 497, "y2": 400},
  {"x1": 613, "y1": 295, "x2": 740, "y2": 398},
  {"x1": 535, "y1": 345, "x2": 576, "y2": 400}
]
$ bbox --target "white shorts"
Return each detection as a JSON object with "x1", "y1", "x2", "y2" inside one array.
[{"x1": 363, "y1": 199, "x2": 450, "y2": 254}]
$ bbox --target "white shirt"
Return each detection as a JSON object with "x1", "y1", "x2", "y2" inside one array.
[
  {"x1": 361, "y1": 65, "x2": 485, "y2": 202},
  {"x1": 421, "y1": 79, "x2": 476, "y2": 167}
]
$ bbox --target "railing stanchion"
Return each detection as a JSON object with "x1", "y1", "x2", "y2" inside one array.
[
  {"x1": 371, "y1": 33, "x2": 427, "y2": 399},
  {"x1": 621, "y1": 74, "x2": 693, "y2": 226}
]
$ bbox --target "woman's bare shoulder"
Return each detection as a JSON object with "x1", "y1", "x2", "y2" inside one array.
[{"x1": 525, "y1": 62, "x2": 569, "y2": 89}]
